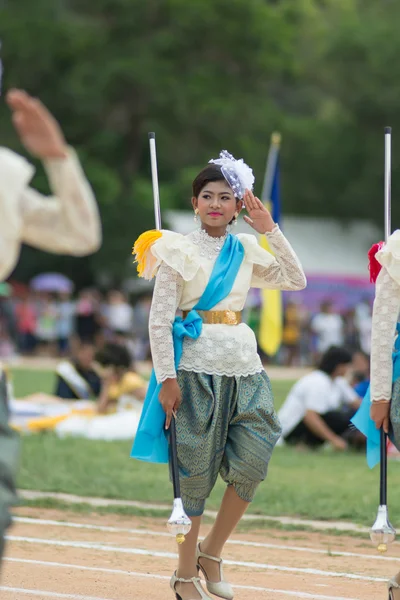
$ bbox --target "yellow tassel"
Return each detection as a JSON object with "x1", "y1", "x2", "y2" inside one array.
[{"x1": 132, "y1": 230, "x2": 163, "y2": 279}]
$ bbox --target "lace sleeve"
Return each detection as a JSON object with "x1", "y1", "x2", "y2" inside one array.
[
  {"x1": 148, "y1": 262, "x2": 183, "y2": 383},
  {"x1": 370, "y1": 267, "x2": 400, "y2": 402},
  {"x1": 251, "y1": 226, "x2": 307, "y2": 291},
  {"x1": 20, "y1": 148, "x2": 101, "y2": 256}
]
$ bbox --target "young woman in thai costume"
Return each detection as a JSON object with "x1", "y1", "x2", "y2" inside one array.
[
  {"x1": 362, "y1": 234, "x2": 400, "y2": 599},
  {"x1": 132, "y1": 150, "x2": 306, "y2": 600}
]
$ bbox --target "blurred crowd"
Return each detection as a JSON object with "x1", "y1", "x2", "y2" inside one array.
[
  {"x1": 246, "y1": 296, "x2": 373, "y2": 368},
  {"x1": 0, "y1": 286, "x2": 372, "y2": 372},
  {"x1": 0, "y1": 287, "x2": 152, "y2": 362}
]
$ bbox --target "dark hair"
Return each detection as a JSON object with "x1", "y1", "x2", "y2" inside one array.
[
  {"x1": 318, "y1": 346, "x2": 352, "y2": 375},
  {"x1": 192, "y1": 164, "x2": 233, "y2": 199},
  {"x1": 95, "y1": 343, "x2": 131, "y2": 369},
  {"x1": 320, "y1": 300, "x2": 332, "y2": 312}
]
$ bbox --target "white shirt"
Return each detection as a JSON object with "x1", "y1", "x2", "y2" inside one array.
[
  {"x1": 107, "y1": 303, "x2": 134, "y2": 333},
  {"x1": 312, "y1": 313, "x2": 344, "y2": 353},
  {"x1": 148, "y1": 227, "x2": 306, "y2": 382},
  {"x1": 278, "y1": 370, "x2": 358, "y2": 438},
  {"x1": 0, "y1": 146, "x2": 101, "y2": 280}
]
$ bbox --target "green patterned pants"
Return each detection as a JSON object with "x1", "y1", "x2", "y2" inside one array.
[{"x1": 175, "y1": 370, "x2": 281, "y2": 516}]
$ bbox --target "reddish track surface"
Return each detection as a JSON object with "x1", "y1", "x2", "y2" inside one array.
[{"x1": 1, "y1": 507, "x2": 399, "y2": 599}]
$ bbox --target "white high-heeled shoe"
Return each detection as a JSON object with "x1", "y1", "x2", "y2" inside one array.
[
  {"x1": 196, "y1": 543, "x2": 234, "y2": 600},
  {"x1": 170, "y1": 571, "x2": 213, "y2": 600},
  {"x1": 388, "y1": 572, "x2": 400, "y2": 599}
]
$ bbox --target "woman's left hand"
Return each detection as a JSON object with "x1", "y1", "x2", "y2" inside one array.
[
  {"x1": 370, "y1": 400, "x2": 390, "y2": 433},
  {"x1": 243, "y1": 189, "x2": 275, "y2": 234}
]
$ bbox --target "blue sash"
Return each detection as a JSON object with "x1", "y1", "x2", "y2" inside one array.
[
  {"x1": 131, "y1": 233, "x2": 245, "y2": 464},
  {"x1": 351, "y1": 323, "x2": 400, "y2": 468}
]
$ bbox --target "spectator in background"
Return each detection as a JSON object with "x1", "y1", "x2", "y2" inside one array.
[
  {"x1": 351, "y1": 350, "x2": 370, "y2": 398},
  {"x1": 355, "y1": 297, "x2": 372, "y2": 355},
  {"x1": 282, "y1": 300, "x2": 301, "y2": 366},
  {"x1": 56, "y1": 292, "x2": 75, "y2": 355},
  {"x1": 55, "y1": 341, "x2": 102, "y2": 400},
  {"x1": 278, "y1": 346, "x2": 362, "y2": 451},
  {"x1": 343, "y1": 308, "x2": 360, "y2": 353},
  {"x1": 15, "y1": 295, "x2": 37, "y2": 354},
  {"x1": 105, "y1": 290, "x2": 133, "y2": 336},
  {"x1": 0, "y1": 294, "x2": 18, "y2": 355},
  {"x1": 75, "y1": 289, "x2": 101, "y2": 343},
  {"x1": 311, "y1": 300, "x2": 344, "y2": 357},
  {"x1": 132, "y1": 292, "x2": 152, "y2": 361},
  {"x1": 95, "y1": 342, "x2": 147, "y2": 414},
  {"x1": 35, "y1": 293, "x2": 58, "y2": 353}
]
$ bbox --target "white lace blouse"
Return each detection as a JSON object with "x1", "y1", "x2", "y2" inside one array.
[
  {"x1": 148, "y1": 226, "x2": 306, "y2": 383},
  {"x1": 0, "y1": 146, "x2": 101, "y2": 280},
  {"x1": 370, "y1": 231, "x2": 400, "y2": 402}
]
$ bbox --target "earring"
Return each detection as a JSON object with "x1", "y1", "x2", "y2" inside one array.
[
  {"x1": 233, "y1": 212, "x2": 238, "y2": 227},
  {"x1": 194, "y1": 208, "x2": 199, "y2": 223}
]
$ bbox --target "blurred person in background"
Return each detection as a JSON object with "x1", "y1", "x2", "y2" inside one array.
[
  {"x1": 75, "y1": 289, "x2": 102, "y2": 343},
  {"x1": 132, "y1": 292, "x2": 152, "y2": 361},
  {"x1": 15, "y1": 294, "x2": 37, "y2": 354},
  {"x1": 35, "y1": 293, "x2": 58, "y2": 354},
  {"x1": 343, "y1": 307, "x2": 360, "y2": 353},
  {"x1": 355, "y1": 296, "x2": 372, "y2": 355},
  {"x1": 95, "y1": 342, "x2": 147, "y2": 414},
  {"x1": 278, "y1": 346, "x2": 363, "y2": 451},
  {"x1": 105, "y1": 290, "x2": 134, "y2": 337},
  {"x1": 351, "y1": 350, "x2": 370, "y2": 398},
  {"x1": 56, "y1": 292, "x2": 75, "y2": 355},
  {"x1": 0, "y1": 293, "x2": 18, "y2": 357},
  {"x1": 311, "y1": 300, "x2": 344, "y2": 358},
  {"x1": 55, "y1": 341, "x2": 102, "y2": 400},
  {"x1": 282, "y1": 299, "x2": 301, "y2": 366},
  {"x1": 0, "y1": 88, "x2": 101, "y2": 562}
]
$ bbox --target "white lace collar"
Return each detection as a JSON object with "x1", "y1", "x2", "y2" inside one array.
[{"x1": 190, "y1": 228, "x2": 228, "y2": 260}]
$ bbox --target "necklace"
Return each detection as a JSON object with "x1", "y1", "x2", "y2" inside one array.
[{"x1": 191, "y1": 228, "x2": 228, "y2": 260}]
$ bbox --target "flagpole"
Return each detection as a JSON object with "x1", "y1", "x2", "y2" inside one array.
[
  {"x1": 261, "y1": 132, "x2": 281, "y2": 205},
  {"x1": 148, "y1": 132, "x2": 191, "y2": 545},
  {"x1": 370, "y1": 126, "x2": 396, "y2": 553},
  {"x1": 258, "y1": 132, "x2": 283, "y2": 359}
]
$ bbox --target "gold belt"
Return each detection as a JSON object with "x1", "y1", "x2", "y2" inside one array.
[{"x1": 182, "y1": 310, "x2": 242, "y2": 325}]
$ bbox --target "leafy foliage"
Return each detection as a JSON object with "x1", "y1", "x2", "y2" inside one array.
[{"x1": 1, "y1": 0, "x2": 398, "y2": 282}]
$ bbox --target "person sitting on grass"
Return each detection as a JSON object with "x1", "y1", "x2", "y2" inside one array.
[
  {"x1": 95, "y1": 342, "x2": 147, "y2": 414},
  {"x1": 54, "y1": 341, "x2": 102, "y2": 400},
  {"x1": 351, "y1": 350, "x2": 370, "y2": 398},
  {"x1": 278, "y1": 346, "x2": 363, "y2": 451}
]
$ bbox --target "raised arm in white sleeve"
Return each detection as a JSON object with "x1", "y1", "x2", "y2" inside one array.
[
  {"x1": 149, "y1": 263, "x2": 183, "y2": 383},
  {"x1": 251, "y1": 225, "x2": 307, "y2": 290},
  {"x1": 370, "y1": 267, "x2": 400, "y2": 402},
  {"x1": 0, "y1": 146, "x2": 101, "y2": 280},
  {"x1": 0, "y1": 148, "x2": 31, "y2": 279},
  {"x1": 20, "y1": 148, "x2": 101, "y2": 256}
]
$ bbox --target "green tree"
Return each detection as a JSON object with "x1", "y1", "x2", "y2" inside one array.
[{"x1": 1, "y1": 0, "x2": 300, "y2": 283}]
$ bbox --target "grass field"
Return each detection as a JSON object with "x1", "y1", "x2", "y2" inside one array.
[{"x1": 12, "y1": 367, "x2": 400, "y2": 527}]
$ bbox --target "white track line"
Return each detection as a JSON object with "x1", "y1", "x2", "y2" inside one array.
[
  {"x1": 0, "y1": 587, "x2": 116, "y2": 600},
  {"x1": 3, "y1": 558, "x2": 365, "y2": 600},
  {"x1": 19, "y1": 489, "x2": 369, "y2": 532},
  {"x1": 5, "y1": 535, "x2": 386, "y2": 583},
  {"x1": 13, "y1": 516, "x2": 400, "y2": 562}
]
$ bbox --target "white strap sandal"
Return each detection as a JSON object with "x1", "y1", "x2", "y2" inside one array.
[
  {"x1": 196, "y1": 543, "x2": 234, "y2": 600},
  {"x1": 170, "y1": 571, "x2": 213, "y2": 600},
  {"x1": 388, "y1": 576, "x2": 400, "y2": 599}
]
